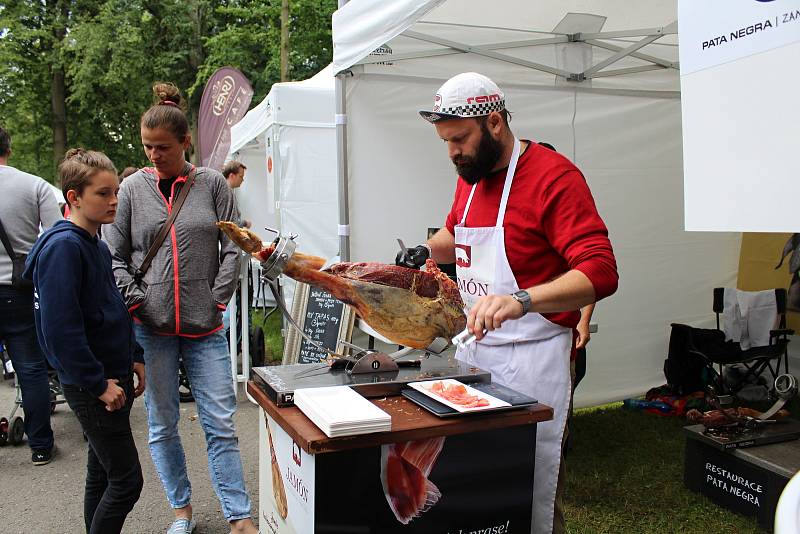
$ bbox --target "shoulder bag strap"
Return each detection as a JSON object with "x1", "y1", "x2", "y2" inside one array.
[
  {"x1": 135, "y1": 167, "x2": 197, "y2": 281},
  {"x1": 0, "y1": 216, "x2": 18, "y2": 259}
]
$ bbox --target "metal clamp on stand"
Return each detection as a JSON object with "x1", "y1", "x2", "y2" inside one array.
[
  {"x1": 260, "y1": 228, "x2": 297, "y2": 284},
  {"x1": 334, "y1": 343, "x2": 421, "y2": 375},
  {"x1": 258, "y1": 230, "x2": 379, "y2": 373}
]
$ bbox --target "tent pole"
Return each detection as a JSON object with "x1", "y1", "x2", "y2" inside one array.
[
  {"x1": 335, "y1": 71, "x2": 350, "y2": 261},
  {"x1": 335, "y1": 0, "x2": 350, "y2": 261},
  {"x1": 335, "y1": 2, "x2": 350, "y2": 261}
]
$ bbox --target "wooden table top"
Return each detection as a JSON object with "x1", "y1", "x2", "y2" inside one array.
[{"x1": 247, "y1": 380, "x2": 553, "y2": 455}]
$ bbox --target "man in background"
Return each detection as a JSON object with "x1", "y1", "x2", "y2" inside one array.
[
  {"x1": 220, "y1": 160, "x2": 249, "y2": 335},
  {"x1": 222, "y1": 160, "x2": 250, "y2": 228},
  {"x1": 0, "y1": 125, "x2": 62, "y2": 465}
]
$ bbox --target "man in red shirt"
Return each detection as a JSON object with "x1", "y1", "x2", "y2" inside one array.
[{"x1": 397, "y1": 73, "x2": 618, "y2": 534}]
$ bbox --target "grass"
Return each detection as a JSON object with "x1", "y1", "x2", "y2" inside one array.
[
  {"x1": 565, "y1": 404, "x2": 765, "y2": 533},
  {"x1": 250, "y1": 307, "x2": 284, "y2": 363}
]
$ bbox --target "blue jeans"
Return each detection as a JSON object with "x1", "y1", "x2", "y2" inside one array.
[
  {"x1": 133, "y1": 325, "x2": 251, "y2": 521},
  {"x1": 0, "y1": 285, "x2": 54, "y2": 450}
]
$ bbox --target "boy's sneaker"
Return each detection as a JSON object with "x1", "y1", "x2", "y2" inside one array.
[
  {"x1": 32, "y1": 445, "x2": 56, "y2": 466},
  {"x1": 167, "y1": 518, "x2": 196, "y2": 534}
]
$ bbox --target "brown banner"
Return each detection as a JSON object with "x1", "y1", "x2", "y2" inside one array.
[{"x1": 197, "y1": 67, "x2": 254, "y2": 170}]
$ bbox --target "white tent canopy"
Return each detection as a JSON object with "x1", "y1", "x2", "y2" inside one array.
[
  {"x1": 332, "y1": 0, "x2": 742, "y2": 407},
  {"x1": 333, "y1": 0, "x2": 680, "y2": 92}
]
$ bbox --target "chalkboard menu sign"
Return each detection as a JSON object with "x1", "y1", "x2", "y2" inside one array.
[{"x1": 283, "y1": 282, "x2": 354, "y2": 365}]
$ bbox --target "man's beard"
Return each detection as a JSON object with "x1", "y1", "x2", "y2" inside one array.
[{"x1": 452, "y1": 123, "x2": 504, "y2": 185}]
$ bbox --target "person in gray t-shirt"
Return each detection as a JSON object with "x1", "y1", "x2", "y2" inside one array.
[{"x1": 0, "y1": 125, "x2": 62, "y2": 465}]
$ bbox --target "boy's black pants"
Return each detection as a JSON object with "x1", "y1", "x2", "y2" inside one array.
[{"x1": 62, "y1": 376, "x2": 143, "y2": 534}]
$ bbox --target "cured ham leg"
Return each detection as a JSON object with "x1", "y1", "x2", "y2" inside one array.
[
  {"x1": 380, "y1": 437, "x2": 446, "y2": 524},
  {"x1": 217, "y1": 222, "x2": 466, "y2": 349}
]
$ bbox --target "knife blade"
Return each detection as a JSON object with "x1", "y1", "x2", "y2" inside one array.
[{"x1": 758, "y1": 398, "x2": 787, "y2": 420}]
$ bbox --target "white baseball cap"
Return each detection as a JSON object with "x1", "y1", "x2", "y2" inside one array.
[{"x1": 419, "y1": 72, "x2": 505, "y2": 123}]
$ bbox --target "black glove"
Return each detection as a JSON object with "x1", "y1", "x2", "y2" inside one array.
[{"x1": 395, "y1": 245, "x2": 430, "y2": 269}]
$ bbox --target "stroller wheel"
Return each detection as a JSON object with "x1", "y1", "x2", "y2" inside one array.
[
  {"x1": 9, "y1": 416, "x2": 24, "y2": 445},
  {"x1": 178, "y1": 361, "x2": 194, "y2": 403},
  {"x1": 179, "y1": 387, "x2": 194, "y2": 403},
  {"x1": 0, "y1": 417, "x2": 8, "y2": 446}
]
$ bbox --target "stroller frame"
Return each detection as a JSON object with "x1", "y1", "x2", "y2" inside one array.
[{"x1": 0, "y1": 340, "x2": 66, "y2": 446}]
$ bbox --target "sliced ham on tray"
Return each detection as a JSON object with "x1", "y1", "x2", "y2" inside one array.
[{"x1": 430, "y1": 381, "x2": 490, "y2": 408}]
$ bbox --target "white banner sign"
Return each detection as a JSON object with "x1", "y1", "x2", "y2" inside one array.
[
  {"x1": 679, "y1": 0, "x2": 800, "y2": 74},
  {"x1": 680, "y1": 0, "x2": 800, "y2": 232}
]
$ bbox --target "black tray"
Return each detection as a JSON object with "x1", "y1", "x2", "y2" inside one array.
[{"x1": 401, "y1": 381, "x2": 537, "y2": 418}]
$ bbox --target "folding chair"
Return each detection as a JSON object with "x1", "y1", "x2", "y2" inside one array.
[{"x1": 703, "y1": 287, "x2": 794, "y2": 393}]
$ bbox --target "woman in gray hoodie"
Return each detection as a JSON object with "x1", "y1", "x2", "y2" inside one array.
[{"x1": 103, "y1": 83, "x2": 257, "y2": 534}]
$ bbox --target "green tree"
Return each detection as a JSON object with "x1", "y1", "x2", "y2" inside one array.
[
  {"x1": 0, "y1": 0, "x2": 100, "y2": 180},
  {"x1": 0, "y1": 0, "x2": 337, "y2": 181},
  {"x1": 65, "y1": 0, "x2": 212, "y2": 168},
  {"x1": 199, "y1": 0, "x2": 335, "y2": 103}
]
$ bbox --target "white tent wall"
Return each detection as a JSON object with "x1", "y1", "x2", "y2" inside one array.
[
  {"x1": 274, "y1": 124, "x2": 338, "y2": 260},
  {"x1": 334, "y1": 0, "x2": 743, "y2": 407},
  {"x1": 573, "y1": 91, "x2": 740, "y2": 406},
  {"x1": 229, "y1": 139, "x2": 278, "y2": 310},
  {"x1": 229, "y1": 71, "x2": 337, "y2": 321},
  {"x1": 230, "y1": 71, "x2": 337, "y2": 262},
  {"x1": 233, "y1": 138, "x2": 277, "y2": 241},
  {"x1": 270, "y1": 119, "x2": 339, "y2": 315}
]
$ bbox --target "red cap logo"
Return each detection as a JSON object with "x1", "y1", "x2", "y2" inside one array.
[{"x1": 433, "y1": 93, "x2": 442, "y2": 112}]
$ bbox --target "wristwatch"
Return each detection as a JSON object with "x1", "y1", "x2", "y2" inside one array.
[{"x1": 511, "y1": 290, "x2": 531, "y2": 314}]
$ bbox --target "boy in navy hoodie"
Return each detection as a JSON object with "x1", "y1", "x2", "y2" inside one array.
[{"x1": 24, "y1": 148, "x2": 144, "y2": 534}]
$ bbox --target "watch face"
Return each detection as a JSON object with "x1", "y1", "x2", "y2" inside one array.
[{"x1": 513, "y1": 291, "x2": 530, "y2": 312}]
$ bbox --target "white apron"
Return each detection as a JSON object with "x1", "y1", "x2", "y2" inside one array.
[{"x1": 454, "y1": 139, "x2": 572, "y2": 534}]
